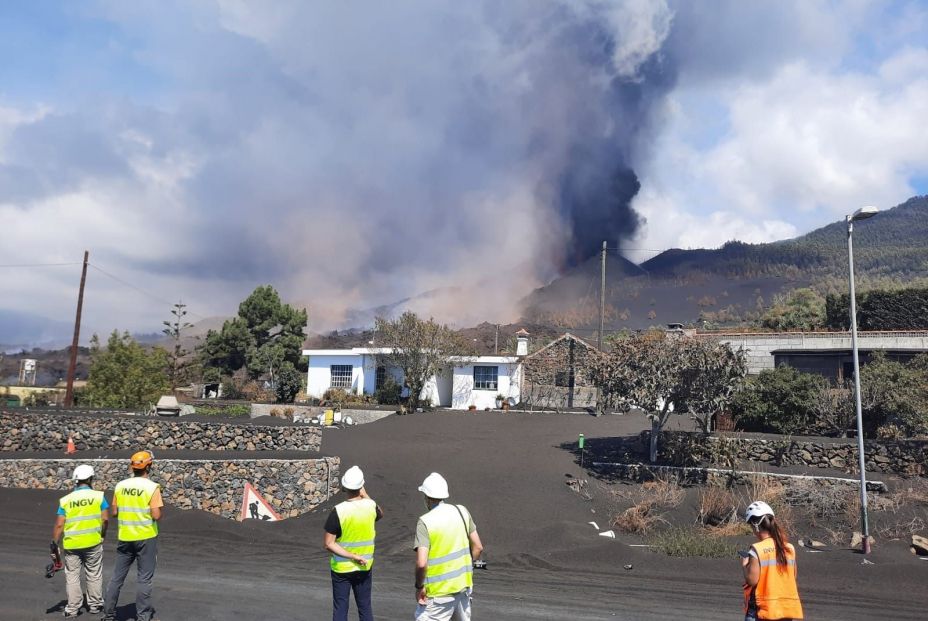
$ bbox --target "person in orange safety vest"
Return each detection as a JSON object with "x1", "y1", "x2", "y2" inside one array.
[{"x1": 741, "y1": 501, "x2": 803, "y2": 621}]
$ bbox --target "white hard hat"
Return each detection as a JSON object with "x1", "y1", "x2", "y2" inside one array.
[
  {"x1": 72, "y1": 464, "x2": 95, "y2": 482},
  {"x1": 745, "y1": 500, "x2": 775, "y2": 522},
  {"x1": 341, "y1": 466, "x2": 365, "y2": 491},
  {"x1": 418, "y1": 472, "x2": 449, "y2": 500}
]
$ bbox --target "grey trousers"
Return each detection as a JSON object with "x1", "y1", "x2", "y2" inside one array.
[
  {"x1": 414, "y1": 589, "x2": 472, "y2": 621},
  {"x1": 63, "y1": 543, "x2": 104, "y2": 615},
  {"x1": 104, "y1": 538, "x2": 158, "y2": 621}
]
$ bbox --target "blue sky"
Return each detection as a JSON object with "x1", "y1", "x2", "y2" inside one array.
[{"x1": 1, "y1": 0, "x2": 927, "y2": 341}]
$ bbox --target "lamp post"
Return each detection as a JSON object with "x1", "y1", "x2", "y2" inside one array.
[{"x1": 846, "y1": 205, "x2": 878, "y2": 554}]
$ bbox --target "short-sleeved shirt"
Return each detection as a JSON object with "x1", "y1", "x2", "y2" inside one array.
[
  {"x1": 414, "y1": 502, "x2": 476, "y2": 550},
  {"x1": 324, "y1": 500, "x2": 383, "y2": 537},
  {"x1": 57, "y1": 485, "x2": 109, "y2": 516}
]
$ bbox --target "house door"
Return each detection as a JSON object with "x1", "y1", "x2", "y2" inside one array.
[{"x1": 436, "y1": 367, "x2": 453, "y2": 407}]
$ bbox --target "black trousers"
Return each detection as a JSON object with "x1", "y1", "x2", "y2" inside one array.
[{"x1": 331, "y1": 569, "x2": 373, "y2": 621}]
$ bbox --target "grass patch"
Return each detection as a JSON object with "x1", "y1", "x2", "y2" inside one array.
[
  {"x1": 195, "y1": 404, "x2": 251, "y2": 417},
  {"x1": 648, "y1": 527, "x2": 739, "y2": 558}
]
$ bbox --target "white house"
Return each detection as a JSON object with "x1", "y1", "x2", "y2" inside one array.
[{"x1": 302, "y1": 347, "x2": 524, "y2": 410}]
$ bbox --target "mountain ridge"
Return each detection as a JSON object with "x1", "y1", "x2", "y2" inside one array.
[{"x1": 521, "y1": 195, "x2": 928, "y2": 331}]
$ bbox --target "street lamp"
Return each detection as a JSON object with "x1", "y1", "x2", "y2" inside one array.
[{"x1": 846, "y1": 205, "x2": 878, "y2": 554}]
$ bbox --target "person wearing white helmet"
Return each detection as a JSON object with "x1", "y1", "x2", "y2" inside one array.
[
  {"x1": 52, "y1": 464, "x2": 109, "y2": 618},
  {"x1": 741, "y1": 501, "x2": 803, "y2": 621},
  {"x1": 323, "y1": 465, "x2": 384, "y2": 621},
  {"x1": 414, "y1": 472, "x2": 483, "y2": 621}
]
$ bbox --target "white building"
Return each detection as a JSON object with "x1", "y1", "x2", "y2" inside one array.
[{"x1": 302, "y1": 347, "x2": 524, "y2": 409}]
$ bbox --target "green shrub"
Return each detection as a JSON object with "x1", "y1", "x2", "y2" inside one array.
[
  {"x1": 858, "y1": 352, "x2": 928, "y2": 437},
  {"x1": 731, "y1": 366, "x2": 827, "y2": 434},
  {"x1": 826, "y1": 287, "x2": 928, "y2": 331},
  {"x1": 195, "y1": 404, "x2": 250, "y2": 417},
  {"x1": 374, "y1": 378, "x2": 402, "y2": 405},
  {"x1": 648, "y1": 527, "x2": 739, "y2": 558},
  {"x1": 275, "y1": 364, "x2": 303, "y2": 403},
  {"x1": 322, "y1": 388, "x2": 373, "y2": 406},
  {"x1": 23, "y1": 391, "x2": 55, "y2": 407}
]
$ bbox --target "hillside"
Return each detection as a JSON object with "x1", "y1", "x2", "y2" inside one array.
[{"x1": 522, "y1": 195, "x2": 928, "y2": 331}]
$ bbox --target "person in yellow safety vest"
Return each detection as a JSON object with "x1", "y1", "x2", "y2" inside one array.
[
  {"x1": 102, "y1": 450, "x2": 163, "y2": 621},
  {"x1": 324, "y1": 465, "x2": 384, "y2": 621},
  {"x1": 52, "y1": 464, "x2": 110, "y2": 618},
  {"x1": 414, "y1": 472, "x2": 483, "y2": 621},
  {"x1": 741, "y1": 501, "x2": 803, "y2": 621}
]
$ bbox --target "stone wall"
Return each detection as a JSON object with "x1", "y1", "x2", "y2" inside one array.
[
  {"x1": 654, "y1": 431, "x2": 927, "y2": 476},
  {"x1": 595, "y1": 462, "x2": 887, "y2": 492},
  {"x1": 0, "y1": 410, "x2": 322, "y2": 452},
  {"x1": 0, "y1": 457, "x2": 340, "y2": 519},
  {"x1": 522, "y1": 335, "x2": 600, "y2": 410}
]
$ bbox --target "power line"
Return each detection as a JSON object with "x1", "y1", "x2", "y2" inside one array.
[
  {"x1": 88, "y1": 262, "x2": 208, "y2": 321},
  {"x1": 0, "y1": 262, "x2": 81, "y2": 268}
]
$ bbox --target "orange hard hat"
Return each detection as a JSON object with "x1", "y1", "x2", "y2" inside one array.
[{"x1": 130, "y1": 450, "x2": 154, "y2": 470}]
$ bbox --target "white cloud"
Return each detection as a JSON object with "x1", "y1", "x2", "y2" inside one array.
[{"x1": 631, "y1": 45, "x2": 928, "y2": 257}]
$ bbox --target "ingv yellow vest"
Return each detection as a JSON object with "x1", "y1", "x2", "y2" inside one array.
[
  {"x1": 59, "y1": 488, "x2": 105, "y2": 550},
  {"x1": 420, "y1": 503, "x2": 473, "y2": 598},
  {"x1": 115, "y1": 477, "x2": 160, "y2": 542},
  {"x1": 330, "y1": 498, "x2": 377, "y2": 573}
]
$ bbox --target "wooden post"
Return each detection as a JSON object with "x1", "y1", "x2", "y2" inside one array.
[{"x1": 64, "y1": 251, "x2": 89, "y2": 407}]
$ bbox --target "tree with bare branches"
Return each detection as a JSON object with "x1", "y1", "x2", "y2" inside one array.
[
  {"x1": 374, "y1": 312, "x2": 466, "y2": 410},
  {"x1": 589, "y1": 331, "x2": 746, "y2": 462}
]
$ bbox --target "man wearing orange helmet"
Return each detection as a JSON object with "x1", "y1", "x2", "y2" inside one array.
[{"x1": 102, "y1": 450, "x2": 163, "y2": 621}]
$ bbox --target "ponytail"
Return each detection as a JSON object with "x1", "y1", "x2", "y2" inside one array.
[{"x1": 759, "y1": 515, "x2": 789, "y2": 568}]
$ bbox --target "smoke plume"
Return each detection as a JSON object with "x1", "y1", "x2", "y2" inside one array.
[{"x1": 1, "y1": 0, "x2": 680, "y2": 333}]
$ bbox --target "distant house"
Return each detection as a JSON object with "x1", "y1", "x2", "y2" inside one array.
[
  {"x1": 521, "y1": 333, "x2": 600, "y2": 410},
  {"x1": 301, "y1": 345, "x2": 524, "y2": 410}
]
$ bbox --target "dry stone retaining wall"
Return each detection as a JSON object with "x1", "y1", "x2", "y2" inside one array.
[
  {"x1": 0, "y1": 411, "x2": 322, "y2": 452},
  {"x1": 595, "y1": 462, "x2": 887, "y2": 492},
  {"x1": 654, "y1": 431, "x2": 927, "y2": 476},
  {"x1": 0, "y1": 457, "x2": 339, "y2": 519}
]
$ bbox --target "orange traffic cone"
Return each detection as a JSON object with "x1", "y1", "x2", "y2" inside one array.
[{"x1": 66, "y1": 437, "x2": 76, "y2": 455}]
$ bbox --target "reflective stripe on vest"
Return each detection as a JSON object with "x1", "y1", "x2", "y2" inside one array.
[
  {"x1": 420, "y1": 503, "x2": 473, "y2": 598},
  {"x1": 744, "y1": 540, "x2": 804, "y2": 620},
  {"x1": 330, "y1": 499, "x2": 377, "y2": 573},
  {"x1": 60, "y1": 488, "x2": 105, "y2": 550},
  {"x1": 115, "y1": 477, "x2": 159, "y2": 542}
]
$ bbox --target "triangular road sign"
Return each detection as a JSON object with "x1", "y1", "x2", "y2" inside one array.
[{"x1": 239, "y1": 481, "x2": 283, "y2": 522}]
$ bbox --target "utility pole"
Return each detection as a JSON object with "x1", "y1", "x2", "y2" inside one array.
[
  {"x1": 494, "y1": 324, "x2": 499, "y2": 355},
  {"x1": 598, "y1": 240, "x2": 607, "y2": 351},
  {"x1": 64, "y1": 251, "x2": 89, "y2": 407}
]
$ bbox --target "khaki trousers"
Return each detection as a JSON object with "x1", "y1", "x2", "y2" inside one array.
[
  {"x1": 414, "y1": 589, "x2": 472, "y2": 621},
  {"x1": 63, "y1": 543, "x2": 104, "y2": 615}
]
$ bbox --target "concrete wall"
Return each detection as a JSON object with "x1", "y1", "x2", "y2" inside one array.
[
  {"x1": 1, "y1": 386, "x2": 65, "y2": 406},
  {"x1": 0, "y1": 457, "x2": 339, "y2": 519},
  {"x1": 248, "y1": 404, "x2": 394, "y2": 425},
  {"x1": 705, "y1": 331, "x2": 928, "y2": 375},
  {"x1": 0, "y1": 411, "x2": 322, "y2": 452}
]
